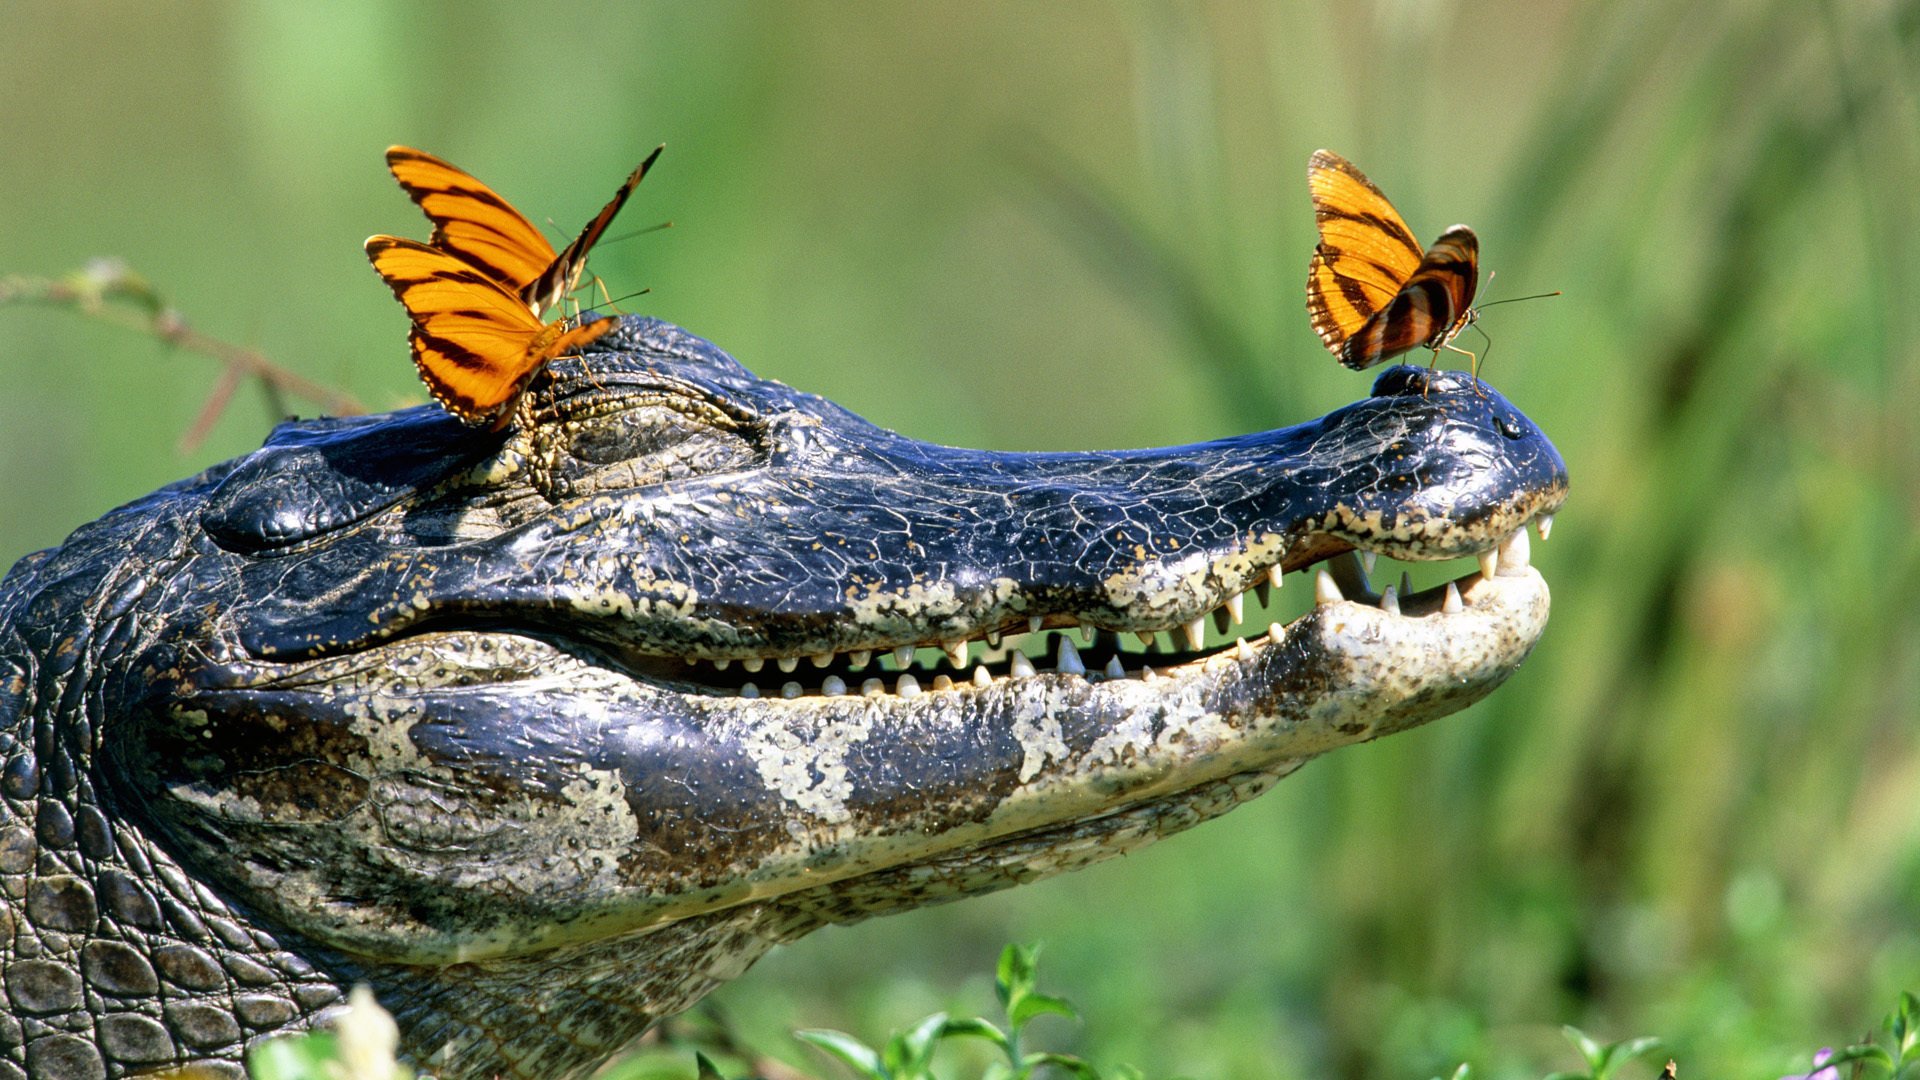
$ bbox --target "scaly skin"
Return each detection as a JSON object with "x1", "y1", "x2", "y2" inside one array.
[{"x1": 0, "y1": 317, "x2": 1565, "y2": 1078}]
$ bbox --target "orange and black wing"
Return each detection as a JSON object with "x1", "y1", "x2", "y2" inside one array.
[
  {"x1": 385, "y1": 146, "x2": 558, "y2": 303},
  {"x1": 1332, "y1": 225, "x2": 1479, "y2": 370},
  {"x1": 1305, "y1": 149, "x2": 1480, "y2": 369},
  {"x1": 520, "y1": 144, "x2": 663, "y2": 316},
  {"x1": 364, "y1": 236, "x2": 613, "y2": 428}
]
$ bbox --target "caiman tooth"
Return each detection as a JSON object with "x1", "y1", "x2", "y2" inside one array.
[
  {"x1": 1139, "y1": 664, "x2": 1158, "y2": 682},
  {"x1": 1182, "y1": 617, "x2": 1206, "y2": 651},
  {"x1": 861, "y1": 677, "x2": 885, "y2": 697},
  {"x1": 777, "y1": 656, "x2": 799, "y2": 673},
  {"x1": 713, "y1": 658, "x2": 731, "y2": 671},
  {"x1": 893, "y1": 646, "x2": 913, "y2": 669},
  {"x1": 1379, "y1": 585, "x2": 1401, "y2": 616},
  {"x1": 1235, "y1": 637, "x2": 1255, "y2": 661},
  {"x1": 1328, "y1": 550, "x2": 1372, "y2": 599},
  {"x1": 1268, "y1": 564, "x2": 1285, "y2": 589},
  {"x1": 932, "y1": 674, "x2": 953, "y2": 692},
  {"x1": 740, "y1": 682, "x2": 760, "y2": 698},
  {"x1": 896, "y1": 673, "x2": 920, "y2": 697},
  {"x1": 1010, "y1": 650, "x2": 1036, "y2": 678},
  {"x1": 849, "y1": 650, "x2": 871, "y2": 670},
  {"x1": 1226, "y1": 592, "x2": 1244, "y2": 625},
  {"x1": 1080, "y1": 624, "x2": 1096, "y2": 644},
  {"x1": 1056, "y1": 636, "x2": 1084, "y2": 675},
  {"x1": 1443, "y1": 581, "x2": 1464, "y2": 614},
  {"x1": 1028, "y1": 616, "x2": 1044, "y2": 634},
  {"x1": 1500, "y1": 527, "x2": 1531, "y2": 571},
  {"x1": 1536, "y1": 513, "x2": 1555, "y2": 540},
  {"x1": 822, "y1": 676, "x2": 847, "y2": 696},
  {"x1": 1400, "y1": 571, "x2": 1413, "y2": 598},
  {"x1": 810, "y1": 652, "x2": 833, "y2": 668},
  {"x1": 1103, "y1": 655, "x2": 1125, "y2": 679},
  {"x1": 1477, "y1": 548, "x2": 1499, "y2": 579},
  {"x1": 1136, "y1": 631, "x2": 1157, "y2": 649},
  {"x1": 1267, "y1": 622, "x2": 1284, "y2": 645},
  {"x1": 972, "y1": 664, "x2": 992, "y2": 687},
  {"x1": 1361, "y1": 551, "x2": 1378, "y2": 575},
  {"x1": 742, "y1": 658, "x2": 764, "y2": 673},
  {"x1": 781, "y1": 681, "x2": 802, "y2": 699},
  {"x1": 1315, "y1": 569, "x2": 1344, "y2": 605},
  {"x1": 942, "y1": 640, "x2": 968, "y2": 668},
  {"x1": 985, "y1": 629, "x2": 1002, "y2": 648}
]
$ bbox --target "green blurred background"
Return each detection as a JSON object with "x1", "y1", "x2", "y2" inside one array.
[{"x1": 3, "y1": 2, "x2": 1917, "y2": 1078}]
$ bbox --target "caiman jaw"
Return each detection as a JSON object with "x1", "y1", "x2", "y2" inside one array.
[{"x1": 660, "y1": 522, "x2": 1553, "y2": 704}]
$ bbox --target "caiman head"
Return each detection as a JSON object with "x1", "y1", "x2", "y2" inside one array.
[{"x1": 2, "y1": 317, "x2": 1565, "y2": 1078}]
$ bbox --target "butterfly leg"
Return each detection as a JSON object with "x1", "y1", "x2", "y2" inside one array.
[{"x1": 1442, "y1": 340, "x2": 1480, "y2": 380}]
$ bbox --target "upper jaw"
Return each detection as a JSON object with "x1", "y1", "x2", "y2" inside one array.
[{"x1": 227, "y1": 356, "x2": 1566, "y2": 691}]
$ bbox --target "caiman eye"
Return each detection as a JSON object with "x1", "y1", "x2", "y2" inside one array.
[
  {"x1": 528, "y1": 396, "x2": 764, "y2": 501},
  {"x1": 1497, "y1": 413, "x2": 1525, "y2": 439}
]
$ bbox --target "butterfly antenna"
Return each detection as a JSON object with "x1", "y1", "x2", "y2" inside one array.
[
  {"x1": 590, "y1": 286, "x2": 653, "y2": 315},
  {"x1": 1476, "y1": 289, "x2": 1563, "y2": 309},
  {"x1": 602, "y1": 220, "x2": 674, "y2": 248}
]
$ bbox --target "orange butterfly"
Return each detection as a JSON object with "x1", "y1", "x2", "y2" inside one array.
[
  {"x1": 1305, "y1": 149, "x2": 1480, "y2": 371},
  {"x1": 384, "y1": 144, "x2": 662, "y2": 315},
  {"x1": 366, "y1": 147, "x2": 663, "y2": 428},
  {"x1": 365, "y1": 236, "x2": 619, "y2": 429}
]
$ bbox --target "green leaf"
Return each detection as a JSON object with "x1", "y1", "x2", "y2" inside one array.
[
  {"x1": 880, "y1": 1013, "x2": 949, "y2": 1079},
  {"x1": 997, "y1": 944, "x2": 1040, "y2": 1011},
  {"x1": 796, "y1": 1028, "x2": 889, "y2": 1080},
  {"x1": 1899, "y1": 992, "x2": 1920, "y2": 1065},
  {"x1": 1107, "y1": 1065, "x2": 1147, "y2": 1080},
  {"x1": 245, "y1": 1031, "x2": 341, "y2": 1080},
  {"x1": 939, "y1": 1016, "x2": 1012, "y2": 1055},
  {"x1": 1821, "y1": 1044, "x2": 1893, "y2": 1071},
  {"x1": 1428, "y1": 1066, "x2": 1471, "y2": 1080},
  {"x1": 1595, "y1": 1036, "x2": 1663, "y2": 1079},
  {"x1": 1541, "y1": 1071, "x2": 1591, "y2": 1080},
  {"x1": 1022, "y1": 1051, "x2": 1102, "y2": 1079},
  {"x1": 1562, "y1": 1026, "x2": 1606, "y2": 1071},
  {"x1": 1009, "y1": 991, "x2": 1079, "y2": 1030},
  {"x1": 695, "y1": 1052, "x2": 727, "y2": 1080}
]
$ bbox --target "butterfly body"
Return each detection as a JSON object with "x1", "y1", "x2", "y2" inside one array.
[
  {"x1": 1305, "y1": 149, "x2": 1480, "y2": 370},
  {"x1": 367, "y1": 145, "x2": 662, "y2": 428}
]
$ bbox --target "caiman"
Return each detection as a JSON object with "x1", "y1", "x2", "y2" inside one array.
[{"x1": 0, "y1": 316, "x2": 1566, "y2": 1079}]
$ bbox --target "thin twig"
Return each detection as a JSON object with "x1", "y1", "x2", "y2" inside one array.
[{"x1": 0, "y1": 260, "x2": 364, "y2": 451}]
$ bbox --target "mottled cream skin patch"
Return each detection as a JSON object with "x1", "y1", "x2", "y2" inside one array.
[
  {"x1": 566, "y1": 577, "x2": 697, "y2": 621},
  {"x1": 843, "y1": 577, "x2": 1020, "y2": 638},
  {"x1": 1081, "y1": 673, "x2": 1233, "y2": 769},
  {"x1": 738, "y1": 703, "x2": 881, "y2": 822},
  {"x1": 1099, "y1": 532, "x2": 1290, "y2": 624},
  {"x1": 1009, "y1": 695, "x2": 1070, "y2": 782}
]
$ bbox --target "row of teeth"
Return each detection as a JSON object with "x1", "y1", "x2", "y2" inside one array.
[{"x1": 717, "y1": 516, "x2": 1549, "y2": 700}]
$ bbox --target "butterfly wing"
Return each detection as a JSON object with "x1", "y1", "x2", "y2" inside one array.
[
  {"x1": 365, "y1": 236, "x2": 614, "y2": 428},
  {"x1": 1307, "y1": 150, "x2": 1426, "y2": 357},
  {"x1": 519, "y1": 144, "x2": 664, "y2": 316},
  {"x1": 1334, "y1": 225, "x2": 1480, "y2": 370},
  {"x1": 385, "y1": 146, "x2": 559, "y2": 303},
  {"x1": 1306, "y1": 150, "x2": 1481, "y2": 370}
]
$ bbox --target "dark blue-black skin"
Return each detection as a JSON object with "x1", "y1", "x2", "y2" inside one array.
[{"x1": 0, "y1": 317, "x2": 1565, "y2": 1079}]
